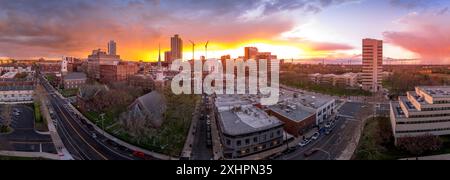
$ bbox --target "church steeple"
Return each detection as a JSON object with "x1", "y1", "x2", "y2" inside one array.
[{"x1": 158, "y1": 43, "x2": 161, "y2": 69}]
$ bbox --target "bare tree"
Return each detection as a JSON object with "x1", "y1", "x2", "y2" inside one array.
[{"x1": 0, "y1": 104, "x2": 12, "y2": 132}]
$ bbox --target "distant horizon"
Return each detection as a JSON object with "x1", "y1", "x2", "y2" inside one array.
[
  {"x1": 3, "y1": 57, "x2": 450, "y2": 66},
  {"x1": 1, "y1": 0, "x2": 449, "y2": 64}
]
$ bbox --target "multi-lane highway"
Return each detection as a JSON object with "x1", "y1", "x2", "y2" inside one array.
[{"x1": 39, "y1": 75, "x2": 137, "y2": 160}]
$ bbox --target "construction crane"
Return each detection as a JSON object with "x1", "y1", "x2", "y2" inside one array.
[
  {"x1": 189, "y1": 40, "x2": 195, "y2": 61},
  {"x1": 205, "y1": 41, "x2": 209, "y2": 59},
  {"x1": 384, "y1": 58, "x2": 420, "y2": 65}
]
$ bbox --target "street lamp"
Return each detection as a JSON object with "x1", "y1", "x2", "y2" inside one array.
[{"x1": 100, "y1": 113, "x2": 105, "y2": 136}]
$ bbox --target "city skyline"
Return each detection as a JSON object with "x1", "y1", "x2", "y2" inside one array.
[{"x1": 0, "y1": 0, "x2": 449, "y2": 64}]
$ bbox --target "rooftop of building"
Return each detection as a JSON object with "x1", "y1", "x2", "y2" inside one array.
[
  {"x1": 64, "y1": 72, "x2": 87, "y2": 80},
  {"x1": 215, "y1": 94, "x2": 260, "y2": 111},
  {"x1": 267, "y1": 98, "x2": 315, "y2": 122},
  {"x1": 279, "y1": 90, "x2": 334, "y2": 109},
  {"x1": 391, "y1": 101, "x2": 407, "y2": 120},
  {"x1": 417, "y1": 86, "x2": 450, "y2": 98},
  {"x1": 218, "y1": 105, "x2": 283, "y2": 136},
  {"x1": 398, "y1": 96, "x2": 419, "y2": 112},
  {"x1": 0, "y1": 71, "x2": 17, "y2": 79}
]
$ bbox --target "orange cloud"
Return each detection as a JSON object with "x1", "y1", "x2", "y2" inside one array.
[{"x1": 384, "y1": 10, "x2": 450, "y2": 64}]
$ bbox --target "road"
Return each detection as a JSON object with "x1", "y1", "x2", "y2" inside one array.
[
  {"x1": 191, "y1": 96, "x2": 213, "y2": 160},
  {"x1": 279, "y1": 102, "x2": 373, "y2": 160},
  {"x1": 39, "y1": 75, "x2": 136, "y2": 160}
]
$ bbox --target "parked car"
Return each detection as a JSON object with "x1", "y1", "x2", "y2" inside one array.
[
  {"x1": 311, "y1": 132, "x2": 320, "y2": 140},
  {"x1": 298, "y1": 139, "x2": 311, "y2": 147},
  {"x1": 325, "y1": 122, "x2": 332, "y2": 128},
  {"x1": 132, "y1": 151, "x2": 146, "y2": 159},
  {"x1": 304, "y1": 149, "x2": 319, "y2": 157}
]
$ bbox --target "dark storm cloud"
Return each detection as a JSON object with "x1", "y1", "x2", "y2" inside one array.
[{"x1": 0, "y1": 0, "x2": 356, "y2": 59}]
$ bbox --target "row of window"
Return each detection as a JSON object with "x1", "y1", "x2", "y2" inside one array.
[
  {"x1": 238, "y1": 140, "x2": 280, "y2": 155},
  {"x1": 397, "y1": 127, "x2": 450, "y2": 134},
  {"x1": 398, "y1": 119, "x2": 450, "y2": 124},
  {"x1": 409, "y1": 113, "x2": 450, "y2": 118},
  {"x1": 421, "y1": 107, "x2": 450, "y2": 111},
  {"x1": 226, "y1": 130, "x2": 282, "y2": 147},
  {"x1": 1, "y1": 94, "x2": 32, "y2": 98}
]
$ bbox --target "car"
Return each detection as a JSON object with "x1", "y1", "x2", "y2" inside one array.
[
  {"x1": 13, "y1": 112, "x2": 20, "y2": 116},
  {"x1": 117, "y1": 145, "x2": 128, "y2": 152},
  {"x1": 92, "y1": 133, "x2": 97, "y2": 138},
  {"x1": 132, "y1": 151, "x2": 146, "y2": 159},
  {"x1": 304, "y1": 149, "x2": 319, "y2": 157},
  {"x1": 325, "y1": 122, "x2": 332, "y2": 128},
  {"x1": 285, "y1": 147, "x2": 297, "y2": 154},
  {"x1": 298, "y1": 139, "x2": 311, "y2": 147},
  {"x1": 311, "y1": 132, "x2": 320, "y2": 140}
]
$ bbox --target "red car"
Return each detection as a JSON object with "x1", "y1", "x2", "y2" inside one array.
[{"x1": 132, "y1": 151, "x2": 146, "y2": 159}]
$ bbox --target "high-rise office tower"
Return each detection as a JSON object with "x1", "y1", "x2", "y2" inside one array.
[
  {"x1": 108, "y1": 40, "x2": 117, "y2": 55},
  {"x1": 170, "y1": 34, "x2": 183, "y2": 61},
  {"x1": 362, "y1": 38, "x2": 383, "y2": 92}
]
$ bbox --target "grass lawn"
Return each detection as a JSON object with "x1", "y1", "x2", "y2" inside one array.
[
  {"x1": 354, "y1": 117, "x2": 450, "y2": 160},
  {"x1": 83, "y1": 111, "x2": 116, "y2": 130},
  {"x1": 353, "y1": 117, "x2": 408, "y2": 160},
  {"x1": 60, "y1": 88, "x2": 79, "y2": 97},
  {"x1": 34, "y1": 102, "x2": 48, "y2": 132},
  {"x1": 112, "y1": 93, "x2": 200, "y2": 156}
]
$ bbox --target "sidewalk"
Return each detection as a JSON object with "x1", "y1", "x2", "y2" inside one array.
[
  {"x1": 37, "y1": 83, "x2": 72, "y2": 160},
  {"x1": 0, "y1": 151, "x2": 60, "y2": 160},
  {"x1": 233, "y1": 136, "x2": 301, "y2": 160},
  {"x1": 208, "y1": 96, "x2": 224, "y2": 160},
  {"x1": 336, "y1": 115, "x2": 374, "y2": 160},
  {"x1": 180, "y1": 100, "x2": 201, "y2": 159}
]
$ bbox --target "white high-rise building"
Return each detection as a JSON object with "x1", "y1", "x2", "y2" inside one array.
[
  {"x1": 362, "y1": 38, "x2": 383, "y2": 92},
  {"x1": 108, "y1": 40, "x2": 117, "y2": 56}
]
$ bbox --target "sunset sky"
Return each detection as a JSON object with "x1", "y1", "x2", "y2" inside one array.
[{"x1": 0, "y1": 0, "x2": 449, "y2": 64}]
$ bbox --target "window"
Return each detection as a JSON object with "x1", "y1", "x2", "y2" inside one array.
[
  {"x1": 277, "y1": 130, "x2": 281, "y2": 136},
  {"x1": 245, "y1": 139, "x2": 250, "y2": 145},
  {"x1": 270, "y1": 133, "x2": 274, "y2": 138},
  {"x1": 226, "y1": 139, "x2": 231, "y2": 146},
  {"x1": 236, "y1": 140, "x2": 241, "y2": 146},
  {"x1": 253, "y1": 137, "x2": 258, "y2": 143}
]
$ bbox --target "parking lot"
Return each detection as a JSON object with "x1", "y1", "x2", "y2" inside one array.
[{"x1": 0, "y1": 104, "x2": 56, "y2": 153}]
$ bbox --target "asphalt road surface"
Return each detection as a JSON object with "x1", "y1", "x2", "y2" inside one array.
[
  {"x1": 0, "y1": 105, "x2": 56, "y2": 153},
  {"x1": 191, "y1": 97, "x2": 213, "y2": 160},
  {"x1": 279, "y1": 102, "x2": 372, "y2": 160},
  {"x1": 40, "y1": 75, "x2": 137, "y2": 160}
]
